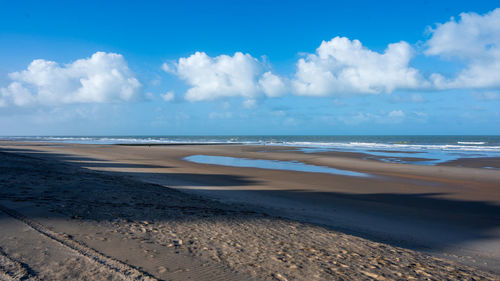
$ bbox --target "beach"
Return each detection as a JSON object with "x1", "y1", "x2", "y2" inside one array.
[{"x1": 1, "y1": 140, "x2": 499, "y2": 280}]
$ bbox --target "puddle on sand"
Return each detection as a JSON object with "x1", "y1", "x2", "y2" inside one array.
[{"x1": 184, "y1": 155, "x2": 372, "y2": 178}]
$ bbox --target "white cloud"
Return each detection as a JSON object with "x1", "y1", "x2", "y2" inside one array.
[
  {"x1": 161, "y1": 91, "x2": 175, "y2": 102},
  {"x1": 0, "y1": 52, "x2": 141, "y2": 107},
  {"x1": 258, "y1": 71, "x2": 286, "y2": 97},
  {"x1": 161, "y1": 62, "x2": 174, "y2": 73},
  {"x1": 292, "y1": 37, "x2": 426, "y2": 96},
  {"x1": 164, "y1": 51, "x2": 285, "y2": 102},
  {"x1": 426, "y1": 9, "x2": 500, "y2": 89},
  {"x1": 413, "y1": 111, "x2": 428, "y2": 118},
  {"x1": 388, "y1": 109, "x2": 405, "y2": 118},
  {"x1": 161, "y1": 10, "x2": 500, "y2": 103},
  {"x1": 242, "y1": 99, "x2": 257, "y2": 108}
]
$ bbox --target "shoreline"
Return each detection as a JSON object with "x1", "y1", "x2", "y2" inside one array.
[
  {"x1": 1, "y1": 141, "x2": 500, "y2": 279},
  {"x1": 5, "y1": 138, "x2": 500, "y2": 168}
]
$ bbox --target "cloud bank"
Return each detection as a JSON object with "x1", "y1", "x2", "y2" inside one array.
[
  {"x1": 163, "y1": 51, "x2": 286, "y2": 102},
  {"x1": 163, "y1": 9, "x2": 500, "y2": 101},
  {"x1": 0, "y1": 52, "x2": 141, "y2": 107}
]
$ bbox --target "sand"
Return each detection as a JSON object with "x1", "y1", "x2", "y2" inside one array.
[{"x1": 0, "y1": 141, "x2": 499, "y2": 280}]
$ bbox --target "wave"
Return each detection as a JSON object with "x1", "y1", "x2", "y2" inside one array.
[
  {"x1": 3, "y1": 136, "x2": 500, "y2": 153},
  {"x1": 457, "y1": 141, "x2": 486, "y2": 145},
  {"x1": 275, "y1": 141, "x2": 500, "y2": 152}
]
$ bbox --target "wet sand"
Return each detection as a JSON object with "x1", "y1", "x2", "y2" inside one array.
[{"x1": 0, "y1": 141, "x2": 499, "y2": 280}]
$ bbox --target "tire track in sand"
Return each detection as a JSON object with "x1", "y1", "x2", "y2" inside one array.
[
  {"x1": 0, "y1": 204, "x2": 159, "y2": 281},
  {"x1": 0, "y1": 246, "x2": 39, "y2": 281}
]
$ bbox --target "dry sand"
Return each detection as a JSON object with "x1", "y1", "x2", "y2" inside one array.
[{"x1": 0, "y1": 141, "x2": 499, "y2": 280}]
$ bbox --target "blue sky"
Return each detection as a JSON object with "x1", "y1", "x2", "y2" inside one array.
[{"x1": 1, "y1": 0, "x2": 499, "y2": 135}]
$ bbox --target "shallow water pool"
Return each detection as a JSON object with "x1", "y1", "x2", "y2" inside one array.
[{"x1": 184, "y1": 155, "x2": 371, "y2": 178}]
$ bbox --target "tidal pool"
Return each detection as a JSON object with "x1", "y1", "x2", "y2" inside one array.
[{"x1": 184, "y1": 155, "x2": 371, "y2": 178}]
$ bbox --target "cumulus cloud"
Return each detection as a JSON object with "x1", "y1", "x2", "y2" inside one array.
[
  {"x1": 292, "y1": 37, "x2": 426, "y2": 96},
  {"x1": 161, "y1": 91, "x2": 175, "y2": 102},
  {"x1": 162, "y1": 10, "x2": 500, "y2": 104},
  {"x1": 426, "y1": 9, "x2": 500, "y2": 89},
  {"x1": 258, "y1": 71, "x2": 287, "y2": 97},
  {"x1": 163, "y1": 52, "x2": 286, "y2": 102},
  {"x1": 0, "y1": 52, "x2": 141, "y2": 107}
]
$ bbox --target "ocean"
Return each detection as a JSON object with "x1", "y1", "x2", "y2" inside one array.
[{"x1": 3, "y1": 135, "x2": 500, "y2": 166}]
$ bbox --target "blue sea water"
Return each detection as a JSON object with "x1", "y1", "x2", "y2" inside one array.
[{"x1": 3, "y1": 135, "x2": 500, "y2": 166}]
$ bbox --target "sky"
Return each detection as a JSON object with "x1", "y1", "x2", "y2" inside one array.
[{"x1": 0, "y1": 0, "x2": 499, "y2": 135}]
